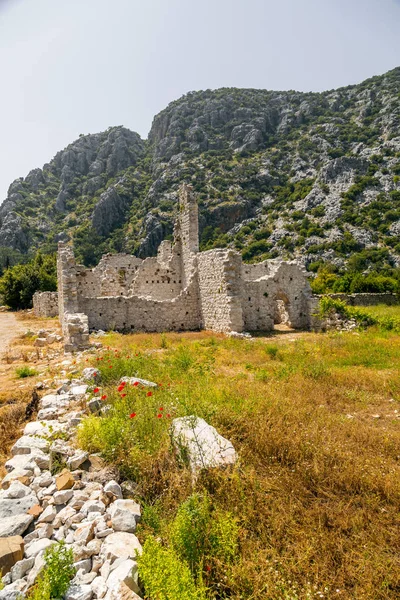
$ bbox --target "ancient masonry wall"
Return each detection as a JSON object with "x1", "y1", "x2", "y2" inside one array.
[
  {"x1": 32, "y1": 291, "x2": 59, "y2": 317},
  {"x1": 197, "y1": 249, "x2": 243, "y2": 332},
  {"x1": 241, "y1": 261, "x2": 314, "y2": 330},
  {"x1": 322, "y1": 292, "x2": 399, "y2": 306}
]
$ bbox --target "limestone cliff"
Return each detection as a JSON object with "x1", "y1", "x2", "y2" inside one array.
[{"x1": 1, "y1": 67, "x2": 400, "y2": 273}]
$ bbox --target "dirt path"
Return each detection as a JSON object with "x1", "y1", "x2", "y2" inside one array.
[{"x1": 0, "y1": 311, "x2": 27, "y2": 349}]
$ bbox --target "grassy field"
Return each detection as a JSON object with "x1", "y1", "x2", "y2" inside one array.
[{"x1": 76, "y1": 307, "x2": 400, "y2": 600}]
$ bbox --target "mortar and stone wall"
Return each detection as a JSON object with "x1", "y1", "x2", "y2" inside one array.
[
  {"x1": 32, "y1": 291, "x2": 59, "y2": 317},
  {"x1": 57, "y1": 184, "x2": 317, "y2": 351}
]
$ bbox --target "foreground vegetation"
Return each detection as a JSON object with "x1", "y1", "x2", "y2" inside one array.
[{"x1": 75, "y1": 306, "x2": 400, "y2": 600}]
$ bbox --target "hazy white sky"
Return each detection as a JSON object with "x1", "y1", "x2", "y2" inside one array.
[{"x1": 0, "y1": 0, "x2": 400, "y2": 202}]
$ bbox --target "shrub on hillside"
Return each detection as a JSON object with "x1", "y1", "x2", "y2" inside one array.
[{"x1": 0, "y1": 251, "x2": 56, "y2": 309}]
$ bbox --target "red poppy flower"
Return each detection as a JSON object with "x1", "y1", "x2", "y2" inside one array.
[
  {"x1": 101, "y1": 394, "x2": 107, "y2": 400},
  {"x1": 130, "y1": 412, "x2": 136, "y2": 418},
  {"x1": 109, "y1": 365, "x2": 113, "y2": 368},
  {"x1": 205, "y1": 565, "x2": 211, "y2": 572},
  {"x1": 93, "y1": 373, "x2": 97, "y2": 377},
  {"x1": 147, "y1": 391, "x2": 153, "y2": 397},
  {"x1": 157, "y1": 414, "x2": 162, "y2": 418},
  {"x1": 117, "y1": 384, "x2": 125, "y2": 392},
  {"x1": 93, "y1": 387, "x2": 100, "y2": 393},
  {"x1": 167, "y1": 414, "x2": 171, "y2": 418},
  {"x1": 121, "y1": 393, "x2": 127, "y2": 397},
  {"x1": 159, "y1": 407, "x2": 164, "y2": 411},
  {"x1": 133, "y1": 381, "x2": 139, "y2": 387}
]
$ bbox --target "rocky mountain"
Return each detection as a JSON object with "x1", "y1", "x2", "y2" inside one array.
[{"x1": 1, "y1": 67, "x2": 400, "y2": 274}]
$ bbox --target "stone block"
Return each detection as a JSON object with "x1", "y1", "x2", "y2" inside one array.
[{"x1": 0, "y1": 536, "x2": 24, "y2": 575}]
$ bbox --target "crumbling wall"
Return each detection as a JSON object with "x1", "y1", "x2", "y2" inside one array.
[
  {"x1": 33, "y1": 291, "x2": 59, "y2": 317},
  {"x1": 79, "y1": 276, "x2": 200, "y2": 332},
  {"x1": 130, "y1": 252, "x2": 183, "y2": 300},
  {"x1": 241, "y1": 261, "x2": 313, "y2": 331},
  {"x1": 197, "y1": 249, "x2": 243, "y2": 332},
  {"x1": 322, "y1": 293, "x2": 399, "y2": 306}
]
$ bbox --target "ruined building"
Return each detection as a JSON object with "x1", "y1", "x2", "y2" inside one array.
[{"x1": 54, "y1": 185, "x2": 315, "y2": 350}]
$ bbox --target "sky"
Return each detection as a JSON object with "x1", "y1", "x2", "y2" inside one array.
[{"x1": 0, "y1": 0, "x2": 400, "y2": 203}]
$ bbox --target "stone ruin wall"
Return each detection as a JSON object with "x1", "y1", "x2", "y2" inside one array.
[
  {"x1": 32, "y1": 291, "x2": 59, "y2": 318},
  {"x1": 197, "y1": 249, "x2": 243, "y2": 333},
  {"x1": 241, "y1": 261, "x2": 314, "y2": 331},
  {"x1": 322, "y1": 292, "x2": 399, "y2": 306}
]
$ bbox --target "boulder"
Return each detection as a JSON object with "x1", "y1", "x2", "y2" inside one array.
[
  {"x1": 10, "y1": 557, "x2": 35, "y2": 582},
  {"x1": 67, "y1": 451, "x2": 89, "y2": 471},
  {"x1": 171, "y1": 416, "x2": 237, "y2": 473},
  {"x1": 65, "y1": 584, "x2": 93, "y2": 600},
  {"x1": 0, "y1": 494, "x2": 37, "y2": 519},
  {"x1": 100, "y1": 532, "x2": 142, "y2": 562},
  {"x1": 105, "y1": 558, "x2": 139, "y2": 594},
  {"x1": 11, "y1": 435, "x2": 50, "y2": 456},
  {"x1": 105, "y1": 581, "x2": 143, "y2": 600},
  {"x1": 109, "y1": 500, "x2": 141, "y2": 533},
  {"x1": 104, "y1": 480, "x2": 122, "y2": 499},
  {"x1": 1, "y1": 480, "x2": 31, "y2": 499},
  {"x1": 24, "y1": 537, "x2": 55, "y2": 559},
  {"x1": 82, "y1": 368, "x2": 101, "y2": 383},
  {"x1": 0, "y1": 536, "x2": 24, "y2": 575},
  {"x1": 0, "y1": 514, "x2": 34, "y2": 537}
]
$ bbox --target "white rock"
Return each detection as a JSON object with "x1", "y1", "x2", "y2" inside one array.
[
  {"x1": 91, "y1": 576, "x2": 108, "y2": 599},
  {"x1": 37, "y1": 504, "x2": 57, "y2": 523},
  {"x1": 10, "y1": 557, "x2": 35, "y2": 582},
  {"x1": 74, "y1": 558, "x2": 92, "y2": 574},
  {"x1": 104, "y1": 480, "x2": 122, "y2": 499},
  {"x1": 11, "y1": 435, "x2": 50, "y2": 456},
  {"x1": 25, "y1": 538, "x2": 55, "y2": 559},
  {"x1": 109, "y1": 500, "x2": 141, "y2": 533},
  {"x1": 0, "y1": 513, "x2": 34, "y2": 536},
  {"x1": 81, "y1": 499, "x2": 106, "y2": 516},
  {"x1": 35, "y1": 472, "x2": 54, "y2": 487},
  {"x1": 0, "y1": 494, "x2": 37, "y2": 519},
  {"x1": 120, "y1": 377, "x2": 157, "y2": 387},
  {"x1": 100, "y1": 532, "x2": 142, "y2": 562},
  {"x1": 1, "y1": 481, "x2": 31, "y2": 499},
  {"x1": 24, "y1": 420, "x2": 65, "y2": 436},
  {"x1": 171, "y1": 416, "x2": 237, "y2": 472},
  {"x1": 67, "y1": 451, "x2": 89, "y2": 470},
  {"x1": 36, "y1": 523, "x2": 54, "y2": 539},
  {"x1": 53, "y1": 489, "x2": 74, "y2": 505},
  {"x1": 69, "y1": 385, "x2": 88, "y2": 396},
  {"x1": 73, "y1": 521, "x2": 95, "y2": 544},
  {"x1": 1, "y1": 469, "x2": 33, "y2": 489},
  {"x1": 26, "y1": 552, "x2": 46, "y2": 587},
  {"x1": 65, "y1": 584, "x2": 93, "y2": 600},
  {"x1": 106, "y1": 558, "x2": 139, "y2": 594}
]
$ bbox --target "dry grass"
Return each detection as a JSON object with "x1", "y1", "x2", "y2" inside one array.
[{"x1": 76, "y1": 316, "x2": 400, "y2": 600}]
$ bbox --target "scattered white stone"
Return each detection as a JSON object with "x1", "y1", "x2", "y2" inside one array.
[
  {"x1": 1, "y1": 480, "x2": 32, "y2": 499},
  {"x1": 104, "y1": 480, "x2": 123, "y2": 499},
  {"x1": 65, "y1": 583, "x2": 93, "y2": 600},
  {"x1": 25, "y1": 537, "x2": 55, "y2": 559},
  {"x1": 100, "y1": 532, "x2": 142, "y2": 562},
  {"x1": 110, "y1": 500, "x2": 141, "y2": 533},
  {"x1": 11, "y1": 436, "x2": 50, "y2": 456},
  {"x1": 120, "y1": 377, "x2": 157, "y2": 387},
  {"x1": 37, "y1": 504, "x2": 57, "y2": 523},
  {"x1": 53, "y1": 489, "x2": 74, "y2": 505},
  {"x1": 67, "y1": 451, "x2": 89, "y2": 470},
  {"x1": 0, "y1": 513, "x2": 34, "y2": 537},
  {"x1": 10, "y1": 557, "x2": 35, "y2": 582}
]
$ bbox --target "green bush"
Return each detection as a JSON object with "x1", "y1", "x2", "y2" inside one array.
[
  {"x1": 15, "y1": 366, "x2": 38, "y2": 378},
  {"x1": 170, "y1": 493, "x2": 239, "y2": 575},
  {"x1": 138, "y1": 536, "x2": 207, "y2": 600},
  {"x1": 27, "y1": 541, "x2": 75, "y2": 599},
  {"x1": 0, "y1": 251, "x2": 56, "y2": 310}
]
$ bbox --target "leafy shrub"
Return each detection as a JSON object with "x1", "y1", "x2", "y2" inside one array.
[
  {"x1": 137, "y1": 536, "x2": 206, "y2": 600},
  {"x1": 170, "y1": 493, "x2": 239, "y2": 575},
  {"x1": 15, "y1": 366, "x2": 38, "y2": 378},
  {"x1": 27, "y1": 541, "x2": 75, "y2": 599},
  {"x1": 0, "y1": 251, "x2": 56, "y2": 310}
]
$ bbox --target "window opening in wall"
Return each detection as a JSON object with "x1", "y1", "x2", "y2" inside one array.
[{"x1": 249, "y1": 297, "x2": 251, "y2": 301}]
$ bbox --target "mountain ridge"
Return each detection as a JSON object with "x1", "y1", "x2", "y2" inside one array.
[{"x1": 1, "y1": 66, "x2": 400, "y2": 277}]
